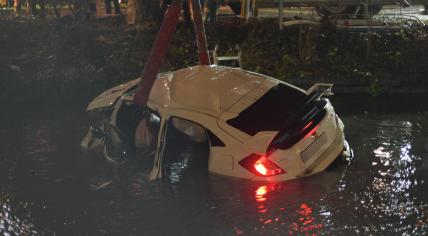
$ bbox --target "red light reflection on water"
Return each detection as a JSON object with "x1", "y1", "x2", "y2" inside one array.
[
  {"x1": 289, "y1": 203, "x2": 323, "y2": 235},
  {"x1": 255, "y1": 185, "x2": 278, "y2": 222},
  {"x1": 253, "y1": 184, "x2": 323, "y2": 235},
  {"x1": 255, "y1": 185, "x2": 268, "y2": 203},
  {"x1": 255, "y1": 185, "x2": 270, "y2": 218},
  {"x1": 233, "y1": 226, "x2": 244, "y2": 235}
]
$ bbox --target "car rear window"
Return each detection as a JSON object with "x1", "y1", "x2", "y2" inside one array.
[{"x1": 226, "y1": 83, "x2": 306, "y2": 136}]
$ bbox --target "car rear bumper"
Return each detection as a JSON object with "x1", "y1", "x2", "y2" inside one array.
[
  {"x1": 295, "y1": 120, "x2": 345, "y2": 178},
  {"x1": 250, "y1": 104, "x2": 345, "y2": 182}
]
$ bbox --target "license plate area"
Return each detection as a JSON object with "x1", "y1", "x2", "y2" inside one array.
[{"x1": 300, "y1": 133, "x2": 327, "y2": 163}]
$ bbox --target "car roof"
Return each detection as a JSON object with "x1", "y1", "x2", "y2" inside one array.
[{"x1": 148, "y1": 65, "x2": 278, "y2": 117}]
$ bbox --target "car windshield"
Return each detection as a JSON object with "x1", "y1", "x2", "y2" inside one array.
[{"x1": 226, "y1": 83, "x2": 306, "y2": 136}]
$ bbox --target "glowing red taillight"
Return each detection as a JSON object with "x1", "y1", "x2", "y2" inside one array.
[{"x1": 239, "y1": 154, "x2": 285, "y2": 177}]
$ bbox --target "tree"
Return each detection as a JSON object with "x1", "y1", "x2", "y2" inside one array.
[{"x1": 130, "y1": 0, "x2": 163, "y2": 25}]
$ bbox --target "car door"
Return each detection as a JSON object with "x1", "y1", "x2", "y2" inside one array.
[
  {"x1": 148, "y1": 114, "x2": 169, "y2": 180},
  {"x1": 148, "y1": 115, "x2": 210, "y2": 181}
]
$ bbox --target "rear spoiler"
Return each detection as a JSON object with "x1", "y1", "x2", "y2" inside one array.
[
  {"x1": 306, "y1": 83, "x2": 334, "y2": 97},
  {"x1": 267, "y1": 83, "x2": 333, "y2": 151}
]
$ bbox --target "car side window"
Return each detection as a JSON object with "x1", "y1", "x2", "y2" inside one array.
[
  {"x1": 162, "y1": 117, "x2": 210, "y2": 183},
  {"x1": 226, "y1": 83, "x2": 306, "y2": 135},
  {"x1": 170, "y1": 117, "x2": 225, "y2": 147},
  {"x1": 170, "y1": 117, "x2": 208, "y2": 143}
]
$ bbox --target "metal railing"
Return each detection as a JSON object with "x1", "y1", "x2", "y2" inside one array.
[
  {"x1": 329, "y1": 13, "x2": 425, "y2": 31},
  {"x1": 0, "y1": 5, "x2": 14, "y2": 20}
]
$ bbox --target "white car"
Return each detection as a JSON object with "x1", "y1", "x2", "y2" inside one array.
[{"x1": 82, "y1": 65, "x2": 350, "y2": 181}]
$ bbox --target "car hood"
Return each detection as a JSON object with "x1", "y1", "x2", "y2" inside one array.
[{"x1": 87, "y1": 79, "x2": 140, "y2": 111}]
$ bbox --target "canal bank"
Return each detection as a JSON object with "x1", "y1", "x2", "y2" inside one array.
[{"x1": 1, "y1": 17, "x2": 427, "y2": 106}]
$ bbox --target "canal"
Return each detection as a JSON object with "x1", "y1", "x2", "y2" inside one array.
[{"x1": 1, "y1": 95, "x2": 428, "y2": 235}]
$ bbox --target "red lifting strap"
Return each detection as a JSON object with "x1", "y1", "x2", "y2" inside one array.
[
  {"x1": 134, "y1": 0, "x2": 211, "y2": 107},
  {"x1": 134, "y1": 0, "x2": 182, "y2": 107}
]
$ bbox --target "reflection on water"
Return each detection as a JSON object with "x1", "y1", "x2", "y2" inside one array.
[
  {"x1": 0, "y1": 200, "x2": 36, "y2": 235},
  {"x1": 253, "y1": 184, "x2": 322, "y2": 235},
  {"x1": 1, "y1": 101, "x2": 428, "y2": 235},
  {"x1": 350, "y1": 119, "x2": 427, "y2": 234}
]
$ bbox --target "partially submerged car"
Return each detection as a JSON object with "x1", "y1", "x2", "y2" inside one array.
[{"x1": 82, "y1": 65, "x2": 350, "y2": 182}]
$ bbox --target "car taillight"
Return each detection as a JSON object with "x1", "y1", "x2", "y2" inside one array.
[{"x1": 239, "y1": 154, "x2": 285, "y2": 177}]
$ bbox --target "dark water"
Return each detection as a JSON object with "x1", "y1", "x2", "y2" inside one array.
[{"x1": 1, "y1": 96, "x2": 428, "y2": 235}]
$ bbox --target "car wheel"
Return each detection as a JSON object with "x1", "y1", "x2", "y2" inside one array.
[
  {"x1": 315, "y1": 5, "x2": 359, "y2": 17},
  {"x1": 315, "y1": 4, "x2": 383, "y2": 17}
]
